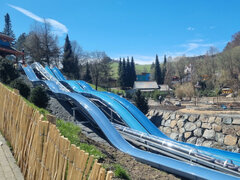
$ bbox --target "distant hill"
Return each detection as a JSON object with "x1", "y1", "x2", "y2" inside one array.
[{"x1": 110, "y1": 62, "x2": 151, "y2": 79}]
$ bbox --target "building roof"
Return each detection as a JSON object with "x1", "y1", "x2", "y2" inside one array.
[
  {"x1": 0, "y1": 33, "x2": 14, "y2": 41},
  {"x1": 133, "y1": 81, "x2": 159, "y2": 90},
  {"x1": 0, "y1": 45, "x2": 24, "y2": 56},
  {"x1": 159, "y1": 84, "x2": 172, "y2": 91}
]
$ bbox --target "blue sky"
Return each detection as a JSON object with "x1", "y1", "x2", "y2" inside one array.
[{"x1": 1, "y1": 0, "x2": 240, "y2": 64}]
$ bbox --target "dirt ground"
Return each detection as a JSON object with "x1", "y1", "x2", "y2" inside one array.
[{"x1": 78, "y1": 132, "x2": 182, "y2": 180}]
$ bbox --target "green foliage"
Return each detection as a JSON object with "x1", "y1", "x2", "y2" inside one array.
[
  {"x1": 10, "y1": 79, "x2": 30, "y2": 99},
  {"x1": 154, "y1": 54, "x2": 162, "y2": 84},
  {"x1": 30, "y1": 86, "x2": 49, "y2": 108},
  {"x1": 198, "y1": 89, "x2": 217, "y2": 97},
  {"x1": 151, "y1": 90, "x2": 168, "y2": 101},
  {"x1": 3, "y1": 13, "x2": 15, "y2": 40},
  {"x1": 62, "y1": 35, "x2": 79, "y2": 79},
  {"x1": 114, "y1": 164, "x2": 131, "y2": 180},
  {"x1": 134, "y1": 90, "x2": 149, "y2": 114},
  {"x1": 0, "y1": 58, "x2": 19, "y2": 84},
  {"x1": 83, "y1": 62, "x2": 92, "y2": 82},
  {"x1": 56, "y1": 119, "x2": 105, "y2": 159}
]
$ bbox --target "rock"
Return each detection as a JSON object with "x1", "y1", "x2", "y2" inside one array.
[
  {"x1": 208, "y1": 117, "x2": 216, "y2": 124},
  {"x1": 199, "y1": 115, "x2": 208, "y2": 122},
  {"x1": 232, "y1": 118, "x2": 240, "y2": 125},
  {"x1": 238, "y1": 139, "x2": 240, "y2": 147},
  {"x1": 202, "y1": 141, "x2": 213, "y2": 147},
  {"x1": 184, "y1": 122, "x2": 197, "y2": 131},
  {"x1": 163, "y1": 127, "x2": 172, "y2": 134},
  {"x1": 234, "y1": 126, "x2": 240, "y2": 136},
  {"x1": 170, "y1": 120, "x2": 177, "y2": 128},
  {"x1": 224, "y1": 135, "x2": 237, "y2": 146},
  {"x1": 161, "y1": 120, "x2": 165, "y2": 126},
  {"x1": 222, "y1": 125, "x2": 236, "y2": 135},
  {"x1": 223, "y1": 117, "x2": 232, "y2": 125},
  {"x1": 212, "y1": 124, "x2": 222, "y2": 132},
  {"x1": 195, "y1": 120, "x2": 202, "y2": 128},
  {"x1": 178, "y1": 134, "x2": 183, "y2": 141},
  {"x1": 184, "y1": 132, "x2": 192, "y2": 139},
  {"x1": 215, "y1": 117, "x2": 222, "y2": 125},
  {"x1": 172, "y1": 127, "x2": 178, "y2": 133},
  {"x1": 193, "y1": 128, "x2": 203, "y2": 137},
  {"x1": 176, "y1": 114, "x2": 182, "y2": 119},
  {"x1": 196, "y1": 138, "x2": 205, "y2": 146},
  {"x1": 165, "y1": 120, "x2": 171, "y2": 127},
  {"x1": 170, "y1": 133, "x2": 179, "y2": 140},
  {"x1": 170, "y1": 113, "x2": 176, "y2": 120},
  {"x1": 215, "y1": 133, "x2": 224, "y2": 144},
  {"x1": 183, "y1": 114, "x2": 189, "y2": 121},
  {"x1": 163, "y1": 112, "x2": 170, "y2": 120},
  {"x1": 203, "y1": 129, "x2": 215, "y2": 140},
  {"x1": 179, "y1": 127, "x2": 185, "y2": 134},
  {"x1": 186, "y1": 137, "x2": 197, "y2": 144},
  {"x1": 201, "y1": 123, "x2": 212, "y2": 129},
  {"x1": 188, "y1": 115, "x2": 198, "y2": 122},
  {"x1": 177, "y1": 120, "x2": 184, "y2": 128}
]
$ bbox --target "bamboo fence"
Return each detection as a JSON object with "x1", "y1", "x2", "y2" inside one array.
[{"x1": 0, "y1": 83, "x2": 113, "y2": 180}]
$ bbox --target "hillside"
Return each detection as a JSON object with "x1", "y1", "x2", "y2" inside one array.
[{"x1": 110, "y1": 62, "x2": 152, "y2": 79}]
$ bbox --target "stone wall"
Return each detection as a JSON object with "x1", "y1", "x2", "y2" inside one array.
[{"x1": 147, "y1": 110, "x2": 240, "y2": 152}]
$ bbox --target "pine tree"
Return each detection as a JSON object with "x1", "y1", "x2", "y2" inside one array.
[
  {"x1": 162, "y1": 55, "x2": 167, "y2": 84},
  {"x1": 83, "y1": 62, "x2": 92, "y2": 82},
  {"x1": 126, "y1": 57, "x2": 131, "y2": 87},
  {"x1": 3, "y1": 13, "x2": 15, "y2": 40},
  {"x1": 134, "y1": 90, "x2": 149, "y2": 114},
  {"x1": 154, "y1": 54, "x2": 162, "y2": 84},
  {"x1": 130, "y1": 57, "x2": 136, "y2": 87},
  {"x1": 62, "y1": 35, "x2": 78, "y2": 79},
  {"x1": 120, "y1": 58, "x2": 126, "y2": 88},
  {"x1": 118, "y1": 58, "x2": 122, "y2": 78}
]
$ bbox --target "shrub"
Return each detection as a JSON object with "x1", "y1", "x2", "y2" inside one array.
[
  {"x1": 30, "y1": 86, "x2": 49, "y2": 108},
  {"x1": 10, "y1": 79, "x2": 30, "y2": 98},
  {"x1": 175, "y1": 83, "x2": 195, "y2": 99},
  {"x1": 0, "y1": 58, "x2": 19, "y2": 84},
  {"x1": 114, "y1": 164, "x2": 131, "y2": 180},
  {"x1": 133, "y1": 90, "x2": 149, "y2": 114}
]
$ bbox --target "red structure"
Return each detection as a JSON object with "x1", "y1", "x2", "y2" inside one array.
[{"x1": 0, "y1": 33, "x2": 24, "y2": 57}]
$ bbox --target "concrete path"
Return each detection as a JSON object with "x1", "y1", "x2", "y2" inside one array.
[{"x1": 0, "y1": 133, "x2": 24, "y2": 180}]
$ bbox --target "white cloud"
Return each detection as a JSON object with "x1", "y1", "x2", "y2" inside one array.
[
  {"x1": 8, "y1": 4, "x2": 68, "y2": 35},
  {"x1": 187, "y1": 27, "x2": 195, "y2": 31}
]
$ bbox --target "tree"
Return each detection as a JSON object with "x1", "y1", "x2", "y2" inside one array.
[
  {"x1": 130, "y1": 57, "x2": 136, "y2": 87},
  {"x1": 15, "y1": 33, "x2": 27, "y2": 51},
  {"x1": 3, "y1": 13, "x2": 15, "y2": 40},
  {"x1": 24, "y1": 22, "x2": 60, "y2": 65},
  {"x1": 83, "y1": 62, "x2": 92, "y2": 82},
  {"x1": 126, "y1": 57, "x2": 131, "y2": 87},
  {"x1": 30, "y1": 86, "x2": 49, "y2": 108},
  {"x1": 134, "y1": 90, "x2": 149, "y2": 114},
  {"x1": 0, "y1": 58, "x2": 19, "y2": 84},
  {"x1": 154, "y1": 54, "x2": 162, "y2": 84},
  {"x1": 62, "y1": 34, "x2": 79, "y2": 79},
  {"x1": 89, "y1": 51, "x2": 111, "y2": 90},
  {"x1": 120, "y1": 58, "x2": 127, "y2": 88},
  {"x1": 162, "y1": 55, "x2": 167, "y2": 84}
]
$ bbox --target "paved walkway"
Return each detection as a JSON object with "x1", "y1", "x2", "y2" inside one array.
[{"x1": 0, "y1": 133, "x2": 24, "y2": 180}]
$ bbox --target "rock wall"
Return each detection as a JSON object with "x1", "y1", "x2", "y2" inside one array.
[{"x1": 147, "y1": 110, "x2": 240, "y2": 152}]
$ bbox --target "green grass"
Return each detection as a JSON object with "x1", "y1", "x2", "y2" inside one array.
[
  {"x1": 89, "y1": 83, "x2": 107, "y2": 91},
  {"x1": 110, "y1": 62, "x2": 152, "y2": 79},
  {"x1": 114, "y1": 164, "x2": 131, "y2": 180},
  {"x1": 56, "y1": 119, "x2": 105, "y2": 159}
]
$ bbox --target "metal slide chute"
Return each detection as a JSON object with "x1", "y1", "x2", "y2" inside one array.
[{"x1": 22, "y1": 64, "x2": 240, "y2": 179}]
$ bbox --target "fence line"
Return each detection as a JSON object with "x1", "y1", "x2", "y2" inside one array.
[{"x1": 0, "y1": 83, "x2": 113, "y2": 180}]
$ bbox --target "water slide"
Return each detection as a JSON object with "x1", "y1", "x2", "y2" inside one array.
[
  {"x1": 22, "y1": 64, "x2": 239, "y2": 179},
  {"x1": 50, "y1": 66, "x2": 240, "y2": 166}
]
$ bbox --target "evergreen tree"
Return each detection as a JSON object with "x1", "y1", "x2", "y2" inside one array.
[
  {"x1": 118, "y1": 58, "x2": 122, "y2": 78},
  {"x1": 134, "y1": 90, "x2": 149, "y2": 114},
  {"x1": 83, "y1": 62, "x2": 92, "y2": 82},
  {"x1": 62, "y1": 35, "x2": 78, "y2": 79},
  {"x1": 3, "y1": 13, "x2": 15, "y2": 40},
  {"x1": 130, "y1": 57, "x2": 136, "y2": 87},
  {"x1": 162, "y1": 55, "x2": 167, "y2": 84},
  {"x1": 154, "y1": 54, "x2": 162, "y2": 84},
  {"x1": 120, "y1": 58, "x2": 126, "y2": 88},
  {"x1": 126, "y1": 57, "x2": 131, "y2": 87}
]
